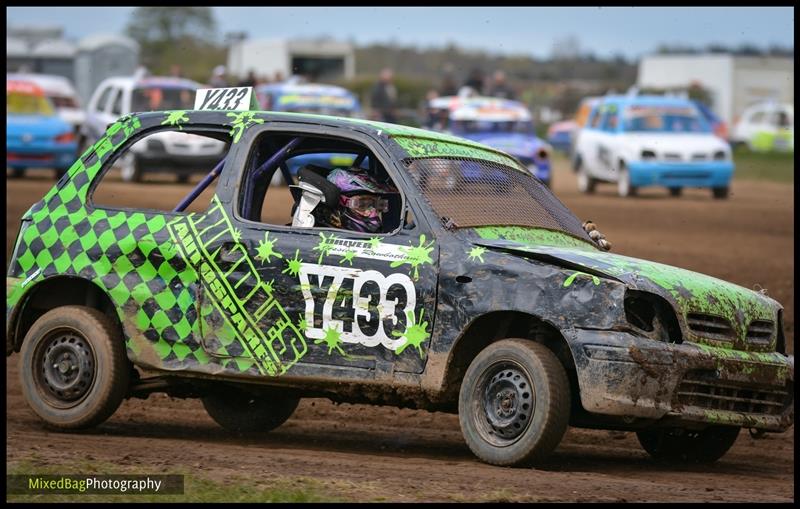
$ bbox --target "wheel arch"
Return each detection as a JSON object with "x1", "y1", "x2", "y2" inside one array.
[
  {"x1": 436, "y1": 311, "x2": 579, "y2": 411},
  {"x1": 8, "y1": 275, "x2": 124, "y2": 354}
]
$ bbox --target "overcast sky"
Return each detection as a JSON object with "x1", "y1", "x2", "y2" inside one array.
[{"x1": 6, "y1": 6, "x2": 795, "y2": 60}]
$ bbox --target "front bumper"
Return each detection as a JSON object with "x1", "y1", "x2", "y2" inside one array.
[
  {"x1": 7, "y1": 142, "x2": 77, "y2": 170},
  {"x1": 627, "y1": 161, "x2": 733, "y2": 188},
  {"x1": 567, "y1": 328, "x2": 794, "y2": 431}
]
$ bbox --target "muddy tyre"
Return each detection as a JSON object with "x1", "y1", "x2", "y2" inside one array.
[
  {"x1": 19, "y1": 305, "x2": 130, "y2": 430},
  {"x1": 712, "y1": 187, "x2": 729, "y2": 199},
  {"x1": 202, "y1": 390, "x2": 299, "y2": 433},
  {"x1": 617, "y1": 164, "x2": 637, "y2": 197},
  {"x1": 575, "y1": 158, "x2": 596, "y2": 194},
  {"x1": 636, "y1": 426, "x2": 740, "y2": 463},
  {"x1": 458, "y1": 339, "x2": 570, "y2": 467},
  {"x1": 668, "y1": 187, "x2": 683, "y2": 197}
]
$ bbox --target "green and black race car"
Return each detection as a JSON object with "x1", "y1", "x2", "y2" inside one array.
[{"x1": 6, "y1": 87, "x2": 794, "y2": 467}]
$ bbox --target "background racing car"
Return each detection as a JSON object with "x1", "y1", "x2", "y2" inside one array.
[
  {"x1": 6, "y1": 88, "x2": 793, "y2": 468},
  {"x1": 82, "y1": 71, "x2": 228, "y2": 182},
  {"x1": 427, "y1": 94, "x2": 553, "y2": 186},
  {"x1": 572, "y1": 94, "x2": 734, "y2": 198},
  {"x1": 6, "y1": 79, "x2": 78, "y2": 179}
]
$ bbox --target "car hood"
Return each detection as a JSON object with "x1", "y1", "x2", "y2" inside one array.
[
  {"x1": 459, "y1": 132, "x2": 547, "y2": 158},
  {"x1": 625, "y1": 133, "x2": 729, "y2": 154},
  {"x1": 7, "y1": 114, "x2": 72, "y2": 138},
  {"x1": 470, "y1": 228, "x2": 779, "y2": 347}
]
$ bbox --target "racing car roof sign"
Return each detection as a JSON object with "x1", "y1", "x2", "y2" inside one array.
[{"x1": 194, "y1": 87, "x2": 258, "y2": 111}]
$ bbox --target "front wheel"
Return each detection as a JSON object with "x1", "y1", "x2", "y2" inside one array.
[
  {"x1": 668, "y1": 187, "x2": 683, "y2": 197},
  {"x1": 617, "y1": 164, "x2": 637, "y2": 197},
  {"x1": 202, "y1": 390, "x2": 299, "y2": 433},
  {"x1": 576, "y1": 162, "x2": 596, "y2": 194},
  {"x1": 11, "y1": 168, "x2": 25, "y2": 178},
  {"x1": 19, "y1": 306, "x2": 130, "y2": 430},
  {"x1": 458, "y1": 339, "x2": 570, "y2": 467},
  {"x1": 712, "y1": 187, "x2": 729, "y2": 199},
  {"x1": 636, "y1": 426, "x2": 740, "y2": 463}
]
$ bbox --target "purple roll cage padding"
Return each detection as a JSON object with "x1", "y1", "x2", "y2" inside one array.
[{"x1": 173, "y1": 136, "x2": 305, "y2": 214}]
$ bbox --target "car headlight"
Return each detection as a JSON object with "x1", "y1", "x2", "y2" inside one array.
[
  {"x1": 713, "y1": 150, "x2": 727, "y2": 160},
  {"x1": 624, "y1": 290, "x2": 682, "y2": 343},
  {"x1": 641, "y1": 149, "x2": 657, "y2": 160}
]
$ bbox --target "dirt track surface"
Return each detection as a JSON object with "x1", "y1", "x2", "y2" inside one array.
[{"x1": 5, "y1": 164, "x2": 794, "y2": 502}]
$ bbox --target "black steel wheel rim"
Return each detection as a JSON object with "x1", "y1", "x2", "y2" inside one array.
[
  {"x1": 474, "y1": 361, "x2": 535, "y2": 447},
  {"x1": 33, "y1": 327, "x2": 96, "y2": 408}
]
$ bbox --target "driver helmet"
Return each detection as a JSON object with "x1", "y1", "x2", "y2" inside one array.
[{"x1": 326, "y1": 167, "x2": 398, "y2": 233}]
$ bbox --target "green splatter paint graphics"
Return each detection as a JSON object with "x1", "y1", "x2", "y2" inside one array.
[
  {"x1": 339, "y1": 249, "x2": 357, "y2": 265},
  {"x1": 316, "y1": 325, "x2": 346, "y2": 356},
  {"x1": 563, "y1": 271, "x2": 600, "y2": 287},
  {"x1": 473, "y1": 226, "x2": 594, "y2": 250},
  {"x1": 283, "y1": 249, "x2": 303, "y2": 277},
  {"x1": 468, "y1": 246, "x2": 487, "y2": 263},
  {"x1": 391, "y1": 234, "x2": 435, "y2": 280},
  {"x1": 393, "y1": 309, "x2": 430, "y2": 357},
  {"x1": 296, "y1": 313, "x2": 309, "y2": 334},
  {"x1": 231, "y1": 228, "x2": 242, "y2": 243},
  {"x1": 313, "y1": 232, "x2": 338, "y2": 264},
  {"x1": 226, "y1": 111, "x2": 265, "y2": 143},
  {"x1": 255, "y1": 232, "x2": 283, "y2": 263},
  {"x1": 161, "y1": 110, "x2": 189, "y2": 129},
  {"x1": 368, "y1": 237, "x2": 382, "y2": 249}
]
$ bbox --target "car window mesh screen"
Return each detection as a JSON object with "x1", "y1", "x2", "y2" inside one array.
[{"x1": 405, "y1": 157, "x2": 591, "y2": 241}]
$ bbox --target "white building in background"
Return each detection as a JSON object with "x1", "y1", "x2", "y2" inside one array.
[
  {"x1": 7, "y1": 26, "x2": 140, "y2": 105},
  {"x1": 637, "y1": 54, "x2": 794, "y2": 126},
  {"x1": 227, "y1": 38, "x2": 355, "y2": 82}
]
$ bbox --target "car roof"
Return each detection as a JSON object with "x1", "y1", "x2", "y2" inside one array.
[
  {"x1": 429, "y1": 96, "x2": 532, "y2": 122},
  {"x1": 599, "y1": 95, "x2": 698, "y2": 109},
  {"x1": 112, "y1": 109, "x2": 524, "y2": 169},
  {"x1": 7, "y1": 79, "x2": 45, "y2": 96},
  {"x1": 100, "y1": 75, "x2": 203, "y2": 90},
  {"x1": 7, "y1": 73, "x2": 77, "y2": 97}
]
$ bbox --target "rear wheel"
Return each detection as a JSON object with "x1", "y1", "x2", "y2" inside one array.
[
  {"x1": 617, "y1": 164, "x2": 637, "y2": 197},
  {"x1": 458, "y1": 339, "x2": 570, "y2": 467},
  {"x1": 636, "y1": 426, "x2": 740, "y2": 463},
  {"x1": 11, "y1": 168, "x2": 25, "y2": 178},
  {"x1": 202, "y1": 390, "x2": 299, "y2": 433},
  {"x1": 19, "y1": 306, "x2": 130, "y2": 430},
  {"x1": 176, "y1": 174, "x2": 190, "y2": 184},
  {"x1": 55, "y1": 168, "x2": 68, "y2": 180},
  {"x1": 668, "y1": 187, "x2": 683, "y2": 197},
  {"x1": 712, "y1": 187, "x2": 729, "y2": 199}
]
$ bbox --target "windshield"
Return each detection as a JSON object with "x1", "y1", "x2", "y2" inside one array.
[
  {"x1": 131, "y1": 86, "x2": 195, "y2": 112},
  {"x1": 450, "y1": 120, "x2": 535, "y2": 135},
  {"x1": 7, "y1": 91, "x2": 56, "y2": 116},
  {"x1": 49, "y1": 95, "x2": 79, "y2": 108},
  {"x1": 405, "y1": 156, "x2": 592, "y2": 242},
  {"x1": 623, "y1": 105, "x2": 711, "y2": 133}
]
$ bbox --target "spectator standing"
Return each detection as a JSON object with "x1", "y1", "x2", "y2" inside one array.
[
  {"x1": 439, "y1": 64, "x2": 459, "y2": 96},
  {"x1": 463, "y1": 68, "x2": 485, "y2": 95},
  {"x1": 238, "y1": 70, "x2": 257, "y2": 87},
  {"x1": 370, "y1": 68, "x2": 398, "y2": 123},
  {"x1": 170, "y1": 64, "x2": 183, "y2": 79},
  {"x1": 487, "y1": 70, "x2": 516, "y2": 100},
  {"x1": 209, "y1": 65, "x2": 228, "y2": 88}
]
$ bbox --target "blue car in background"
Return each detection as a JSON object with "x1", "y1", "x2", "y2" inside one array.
[
  {"x1": 427, "y1": 94, "x2": 552, "y2": 186},
  {"x1": 256, "y1": 79, "x2": 364, "y2": 176},
  {"x1": 6, "y1": 79, "x2": 78, "y2": 179}
]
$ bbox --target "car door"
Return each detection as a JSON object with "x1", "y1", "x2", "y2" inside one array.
[
  {"x1": 576, "y1": 107, "x2": 602, "y2": 178},
  {"x1": 84, "y1": 83, "x2": 116, "y2": 141},
  {"x1": 196, "y1": 124, "x2": 439, "y2": 378},
  {"x1": 595, "y1": 107, "x2": 618, "y2": 180}
]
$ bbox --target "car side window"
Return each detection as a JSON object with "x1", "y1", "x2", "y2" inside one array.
[
  {"x1": 109, "y1": 88, "x2": 124, "y2": 116},
  {"x1": 599, "y1": 108, "x2": 618, "y2": 132},
  {"x1": 238, "y1": 132, "x2": 403, "y2": 235},
  {"x1": 588, "y1": 108, "x2": 602, "y2": 129},
  {"x1": 90, "y1": 126, "x2": 232, "y2": 214},
  {"x1": 93, "y1": 85, "x2": 113, "y2": 113},
  {"x1": 749, "y1": 110, "x2": 766, "y2": 124}
]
